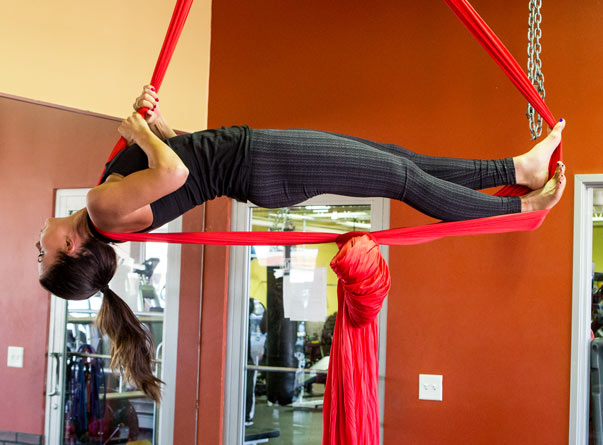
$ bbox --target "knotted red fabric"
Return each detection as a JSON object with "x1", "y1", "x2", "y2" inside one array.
[{"x1": 323, "y1": 233, "x2": 390, "y2": 445}]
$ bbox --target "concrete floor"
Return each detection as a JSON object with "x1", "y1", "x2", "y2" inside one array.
[{"x1": 246, "y1": 393, "x2": 324, "y2": 445}]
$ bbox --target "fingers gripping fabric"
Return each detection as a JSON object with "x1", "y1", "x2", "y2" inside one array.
[{"x1": 323, "y1": 234, "x2": 390, "y2": 445}]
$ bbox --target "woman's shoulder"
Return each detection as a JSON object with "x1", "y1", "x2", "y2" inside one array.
[{"x1": 86, "y1": 179, "x2": 154, "y2": 233}]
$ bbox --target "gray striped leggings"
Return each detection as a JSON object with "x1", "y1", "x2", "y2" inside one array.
[{"x1": 247, "y1": 129, "x2": 521, "y2": 221}]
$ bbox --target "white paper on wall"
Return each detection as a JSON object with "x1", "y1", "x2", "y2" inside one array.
[
  {"x1": 254, "y1": 246, "x2": 286, "y2": 267},
  {"x1": 283, "y1": 267, "x2": 327, "y2": 322}
]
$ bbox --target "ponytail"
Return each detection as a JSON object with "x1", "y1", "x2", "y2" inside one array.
[
  {"x1": 96, "y1": 288, "x2": 163, "y2": 403},
  {"x1": 39, "y1": 234, "x2": 163, "y2": 402}
]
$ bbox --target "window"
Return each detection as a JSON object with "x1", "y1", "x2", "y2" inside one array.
[
  {"x1": 225, "y1": 196, "x2": 389, "y2": 445},
  {"x1": 44, "y1": 189, "x2": 181, "y2": 445}
]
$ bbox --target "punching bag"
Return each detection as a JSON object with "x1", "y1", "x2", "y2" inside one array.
[{"x1": 265, "y1": 257, "x2": 299, "y2": 405}]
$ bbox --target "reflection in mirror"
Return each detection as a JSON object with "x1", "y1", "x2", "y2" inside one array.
[
  {"x1": 64, "y1": 237, "x2": 169, "y2": 444},
  {"x1": 591, "y1": 189, "x2": 603, "y2": 442},
  {"x1": 243, "y1": 205, "x2": 371, "y2": 444}
]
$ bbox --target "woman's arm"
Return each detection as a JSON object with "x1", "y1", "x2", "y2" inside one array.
[
  {"x1": 150, "y1": 117, "x2": 177, "y2": 140},
  {"x1": 87, "y1": 112, "x2": 189, "y2": 232}
]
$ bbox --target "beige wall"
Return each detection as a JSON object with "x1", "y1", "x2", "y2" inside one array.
[
  {"x1": 0, "y1": 0, "x2": 211, "y2": 132},
  {"x1": 0, "y1": 0, "x2": 212, "y2": 436}
]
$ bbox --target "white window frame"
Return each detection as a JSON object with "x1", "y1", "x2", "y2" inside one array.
[
  {"x1": 569, "y1": 174, "x2": 603, "y2": 444},
  {"x1": 223, "y1": 196, "x2": 390, "y2": 445}
]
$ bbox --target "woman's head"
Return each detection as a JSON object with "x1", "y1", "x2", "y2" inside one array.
[
  {"x1": 39, "y1": 232, "x2": 117, "y2": 300},
  {"x1": 38, "y1": 210, "x2": 162, "y2": 402},
  {"x1": 37, "y1": 212, "x2": 89, "y2": 279}
]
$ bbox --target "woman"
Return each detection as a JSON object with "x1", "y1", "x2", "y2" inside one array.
[{"x1": 37, "y1": 85, "x2": 566, "y2": 401}]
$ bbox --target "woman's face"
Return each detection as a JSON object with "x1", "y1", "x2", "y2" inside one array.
[{"x1": 37, "y1": 217, "x2": 71, "y2": 274}]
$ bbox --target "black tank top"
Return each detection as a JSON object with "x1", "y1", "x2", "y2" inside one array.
[{"x1": 100, "y1": 125, "x2": 251, "y2": 229}]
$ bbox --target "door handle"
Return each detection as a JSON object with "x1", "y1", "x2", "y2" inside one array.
[{"x1": 47, "y1": 352, "x2": 61, "y2": 397}]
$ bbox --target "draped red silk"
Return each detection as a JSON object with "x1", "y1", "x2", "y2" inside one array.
[
  {"x1": 443, "y1": 0, "x2": 562, "y2": 199},
  {"x1": 323, "y1": 233, "x2": 390, "y2": 445},
  {"x1": 95, "y1": 1, "x2": 563, "y2": 444},
  {"x1": 97, "y1": 0, "x2": 194, "y2": 185},
  {"x1": 99, "y1": 208, "x2": 549, "y2": 246}
]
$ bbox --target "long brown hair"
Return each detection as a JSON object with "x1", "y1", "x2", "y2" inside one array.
[{"x1": 39, "y1": 235, "x2": 163, "y2": 402}]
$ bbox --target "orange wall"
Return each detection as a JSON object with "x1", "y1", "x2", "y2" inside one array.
[
  {"x1": 174, "y1": 204, "x2": 205, "y2": 444},
  {"x1": 207, "y1": 1, "x2": 603, "y2": 443},
  {"x1": 196, "y1": 198, "x2": 231, "y2": 444}
]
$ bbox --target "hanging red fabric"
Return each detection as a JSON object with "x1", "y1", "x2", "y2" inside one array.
[
  {"x1": 442, "y1": 0, "x2": 562, "y2": 199},
  {"x1": 97, "y1": 0, "x2": 194, "y2": 185},
  {"x1": 323, "y1": 233, "x2": 390, "y2": 445}
]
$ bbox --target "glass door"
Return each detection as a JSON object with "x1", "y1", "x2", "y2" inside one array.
[
  {"x1": 224, "y1": 196, "x2": 389, "y2": 445},
  {"x1": 44, "y1": 189, "x2": 182, "y2": 445},
  {"x1": 570, "y1": 175, "x2": 603, "y2": 444},
  {"x1": 590, "y1": 189, "x2": 603, "y2": 443}
]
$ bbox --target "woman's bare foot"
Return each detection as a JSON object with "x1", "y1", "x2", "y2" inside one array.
[
  {"x1": 513, "y1": 119, "x2": 565, "y2": 189},
  {"x1": 520, "y1": 162, "x2": 566, "y2": 212}
]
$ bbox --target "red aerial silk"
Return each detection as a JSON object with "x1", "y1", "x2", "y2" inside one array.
[
  {"x1": 443, "y1": 0, "x2": 562, "y2": 199},
  {"x1": 323, "y1": 233, "x2": 390, "y2": 445},
  {"x1": 97, "y1": 0, "x2": 194, "y2": 185},
  {"x1": 99, "y1": 208, "x2": 549, "y2": 246},
  {"x1": 94, "y1": 1, "x2": 563, "y2": 444}
]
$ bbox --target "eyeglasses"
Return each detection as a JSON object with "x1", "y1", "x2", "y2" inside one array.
[{"x1": 36, "y1": 242, "x2": 45, "y2": 263}]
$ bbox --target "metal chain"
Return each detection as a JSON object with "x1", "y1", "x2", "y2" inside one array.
[{"x1": 526, "y1": 0, "x2": 545, "y2": 140}]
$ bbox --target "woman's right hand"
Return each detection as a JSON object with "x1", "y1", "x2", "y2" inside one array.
[{"x1": 133, "y1": 85, "x2": 162, "y2": 125}]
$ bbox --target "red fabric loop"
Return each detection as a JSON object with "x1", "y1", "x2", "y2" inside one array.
[
  {"x1": 443, "y1": 0, "x2": 562, "y2": 199},
  {"x1": 97, "y1": 208, "x2": 550, "y2": 247}
]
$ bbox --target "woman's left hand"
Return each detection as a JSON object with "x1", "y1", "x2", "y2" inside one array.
[
  {"x1": 118, "y1": 112, "x2": 152, "y2": 145},
  {"x1": 133, "y1": 85, "x2": 162, "y2": 126}
]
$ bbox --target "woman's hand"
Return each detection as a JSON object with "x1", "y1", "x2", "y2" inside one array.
[
  {"x1": 118, "y1": 112, "x2": 152, "y2": 146},
  {"x1": 132, "y1": 85, "x2": 177, "y2": 140},
  {"x1": 133, "y1": 85, "x2": 162, "y2": 125}
]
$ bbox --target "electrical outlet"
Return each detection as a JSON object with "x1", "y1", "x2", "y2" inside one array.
[
  {"x1": 419, "y1": 374, "x2": 442, "y2": 401},
  {"x1": 7, "y1": 346, "x2": 24, "y2": 368}
]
